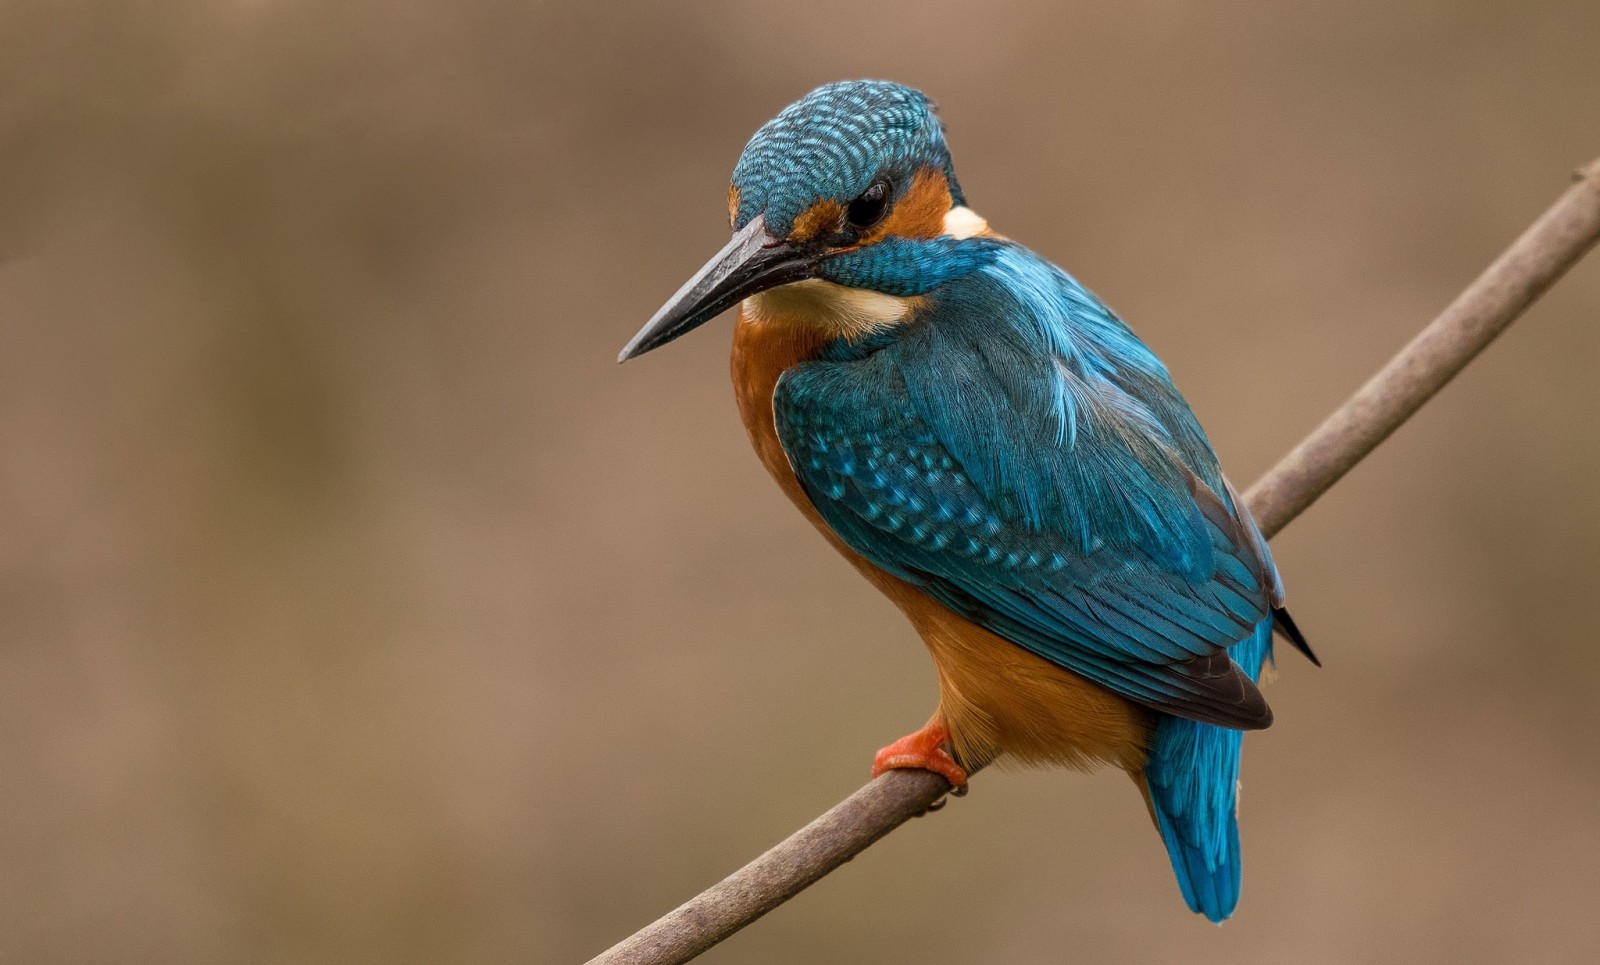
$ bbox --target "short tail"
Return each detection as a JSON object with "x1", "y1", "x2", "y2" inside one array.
[
  {"x1": 1143, "y1": 617, "x2": 1273, "y2": 923},
  {"x1": 1150, "y1": 775, "x2": 1242, "y2": 922}
]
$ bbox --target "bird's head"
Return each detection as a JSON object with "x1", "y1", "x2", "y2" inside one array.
[{"x1": 620, "y1": 80, "x2": 994, "y2": 362}]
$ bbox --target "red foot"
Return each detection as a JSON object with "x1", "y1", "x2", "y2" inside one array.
[{"x1": 872, "y1": 717, "x2": 969, "y2": 789}]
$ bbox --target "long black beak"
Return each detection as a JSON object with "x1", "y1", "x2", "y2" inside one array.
[{"x1": 618, "y1": 215, "x2": 819, "y2": 362}]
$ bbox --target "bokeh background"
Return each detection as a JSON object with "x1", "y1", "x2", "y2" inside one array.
[{"x1": 3, "y1": 2, "x2": 1598, "y2": 963}]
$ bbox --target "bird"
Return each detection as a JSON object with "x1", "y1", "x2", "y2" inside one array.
[{"x1": 618, "y1": 80, "x2": 1316, "y2": 923}]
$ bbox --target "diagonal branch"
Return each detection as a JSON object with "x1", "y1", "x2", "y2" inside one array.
[
  {"x1": 1245, "y1": 158, "x2": 1600, "y2": 535},
  {"x1": 587, "y1": 158, "x2": 1600, "y2": 965}
]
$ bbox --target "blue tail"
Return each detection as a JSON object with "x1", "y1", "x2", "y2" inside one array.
[{"x1": 1144, "y1": 618, "x2": 1273, "y2": 922}]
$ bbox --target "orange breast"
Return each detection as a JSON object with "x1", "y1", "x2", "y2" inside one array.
[{"x1": 729, "y1": 311, "x2": 1155, "y2": 775}]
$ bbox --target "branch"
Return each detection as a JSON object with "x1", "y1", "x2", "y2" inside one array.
[
  {"x1": 587, "y1": 158, "x2": 1600, "y2": 965},
  {"x1": 1245, "y1": 158, "x2": 1600, "y2": 535}
]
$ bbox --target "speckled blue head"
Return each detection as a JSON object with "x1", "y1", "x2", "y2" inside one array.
[
  {"x1": 620, "y1": 81, "x2": 994, "y2": 363},
  {"x1": 731, "y1": 80, "x2": 966, "y2": 236}
]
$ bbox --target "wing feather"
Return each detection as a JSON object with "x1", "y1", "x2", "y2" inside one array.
[
  {"x1": 774, "y1": 249, "x2": 1309, "y2": 727},
  {"x1": 776, "y1": 354, "x2": 1276, "y2": 729}
]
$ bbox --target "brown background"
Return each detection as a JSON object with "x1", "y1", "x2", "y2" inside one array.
[{"x1": 3, "y1": 2, "x2": 1599, "y2": 963}]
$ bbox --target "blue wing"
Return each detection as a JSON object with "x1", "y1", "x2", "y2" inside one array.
[{"x1": 772, "y1": 249, "x2": 1285, "y2": 728}]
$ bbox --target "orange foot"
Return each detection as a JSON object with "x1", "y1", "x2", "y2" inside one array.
[{"x1": 872, "y1": 717, "x2": 969, "y2": 790}]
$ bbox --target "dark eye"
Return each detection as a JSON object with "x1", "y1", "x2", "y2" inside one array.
[{"x1": 845, "y1": 180, "x2": 891, "y2": 229}]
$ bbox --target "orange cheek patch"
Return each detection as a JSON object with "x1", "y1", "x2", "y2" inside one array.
[
  {"x1": 774, "y1": 168, "x2": 952, "y2": 245},
  {"x1": 789, "y1": 199, "x2": 845, "y2": 243},
  {"x1": 863, "y1": 168, "x2": 952, "y2": 244}
]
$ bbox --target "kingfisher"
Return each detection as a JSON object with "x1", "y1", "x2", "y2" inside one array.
[{"x1": 619, "y1": 80, "x2": 1316, "y2": 922}]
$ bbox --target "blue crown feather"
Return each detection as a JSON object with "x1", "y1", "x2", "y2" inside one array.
[{"x1": 732, "y1": 80, "x2": 965, "y2": 235}]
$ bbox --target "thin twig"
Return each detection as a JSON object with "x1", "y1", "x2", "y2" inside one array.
[
  {"x1": 587, "y1": 158, "x2": 1600, "y2": 965},
  {"x1": 1245, "y1": 158, "x2": 1600, "y2": 534}
]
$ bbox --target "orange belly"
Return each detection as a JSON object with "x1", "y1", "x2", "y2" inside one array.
[{"x1": 730, "y1": 312, "x2": 1155, "y2": 775}]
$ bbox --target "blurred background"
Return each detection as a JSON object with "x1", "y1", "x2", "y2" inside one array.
[{"x1": 2, "y1": 1, "x2": 1598, "y2": 962}]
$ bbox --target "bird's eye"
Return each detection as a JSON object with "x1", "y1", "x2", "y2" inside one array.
[{"x1": 846, "y1": 180, "x2": 891, "y2": 229}]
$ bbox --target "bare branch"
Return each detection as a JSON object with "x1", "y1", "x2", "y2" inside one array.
[
  {"x1": 586, "y1": 158, "x2": 1600, "y2": 965},
  {"x1": 1245, "y1": 158, "x2": 1600, "y2": 535}
]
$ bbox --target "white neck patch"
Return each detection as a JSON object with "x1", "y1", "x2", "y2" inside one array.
[{"x1": 943, "y1": 205, "x2": 990, "y2": 239}]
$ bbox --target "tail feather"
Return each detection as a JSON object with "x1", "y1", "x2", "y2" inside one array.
[
  {"x1": 1143, "y1": 617, "x2": 1272, "y2": 923},
  {"x1": 1152, "y1": 792, "x2": 1242, "y2": 922}
]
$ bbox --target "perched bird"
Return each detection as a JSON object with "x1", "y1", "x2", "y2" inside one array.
[{"x1": 619, "y1": 80, "x2": 1316, "y2": 922}]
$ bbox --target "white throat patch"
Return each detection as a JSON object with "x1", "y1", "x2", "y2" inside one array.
[{"x1": 743, "y1": 279, "x2": 916, "y2": 339}]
